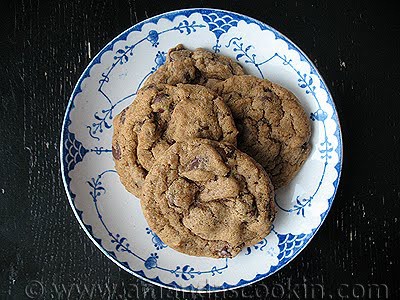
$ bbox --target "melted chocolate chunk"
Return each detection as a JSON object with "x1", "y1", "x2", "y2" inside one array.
[
  {"x1": 119, "y1": 108, "x2": 128, "y2": 124},
  {"x1": 218, "y1": 244, "x2": 232, "y2": 258},
  {"x1": 112, "y1": 143, "x2": 121, "y2": 160},
  {"x1": 188, "y1": 157, "x2": 206, "y2": 170},
  {"x1": 152, "y1": 93, "x2": 168, "y2": 104}
]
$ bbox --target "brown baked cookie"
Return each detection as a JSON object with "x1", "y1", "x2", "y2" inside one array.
[
  {"x1": 143, "y1": 44, "x2": 244, "y2": 86},
  {"x1": 210, "y1": 75, "x2": 312, "y2": 188},
  {"x1": 112, "y1": 84, "x2": 238, "y2": 198},
  {"x1": 141, "y1": 139, "x2": 276, "y2": 258}
]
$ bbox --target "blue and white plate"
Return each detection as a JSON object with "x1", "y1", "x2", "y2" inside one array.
[{"x1": 60, "y1": 8, "x2": 342, "y2": 292}]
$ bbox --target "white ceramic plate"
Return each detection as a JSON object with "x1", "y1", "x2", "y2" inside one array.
[{"x1": 60, "y1": 8, "x2": 342, "y2": 292}]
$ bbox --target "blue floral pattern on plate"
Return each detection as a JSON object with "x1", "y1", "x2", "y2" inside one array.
[{"x1": 60, "y1": 8, "x2": 342, "y2": 292}]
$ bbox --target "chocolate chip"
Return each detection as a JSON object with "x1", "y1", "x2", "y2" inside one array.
[
  {"x1": 215, "y1": 145, "x2": 235, "y2": 162},
  {"x1": 249, "y1": 202, "x2": 258, "y2": 217},
  {"x1": 215, "y1": 146, "x2": 227, "y2": 161},
  {"x1": 227, "y1": 145, "x2": 236, "y2": 157},
  {"x1": 167, "y1": 194, "x2": 176, "y2": 208},
  {"x1": 169, "y1": 103, "x2": 176, "y2": 111},
  {"x1": 153, "y1": 112, "x2": 161, "y2": 124},
  {"x1": 152, "y1": 93, "x2": 168, "y2": 104},
  {"x1": 262, "y1": 88, "x2": 274, "y2": 101},
  {"x1": 262, "y1": 95, "x2": 273, "y2": 102},
  {"x1": 158, "y1": 108, "x2": 165, "y2": 113},
  {"x1": 112, "y1": 143, "x2": 121, "y2": 160},
  {"x1": 187, "y1": 156, "x2": 205, "y2": 170},
  {"x1": 188, "y1": 157, "x2": 201, "y2": 170},
  {"x1": 119, "y1": 108, "x2": 128, "y2": 124},
  {"x1": 223, "y1": 144, "x2": 235, "y2": 159},
  {"x1": 152, "y1": 111, "x2": 168, "y2": 132},
  {"x1": 301, "y1": 142, "x2": 309, "y2": 150},
  {"x1": 218, "y1": 245, "x2": 232, "y2": 258}
]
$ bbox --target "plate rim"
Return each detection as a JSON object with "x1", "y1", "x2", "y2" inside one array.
[{"x1": 60, "y1": 7, "x2": 343, "y2": 293}]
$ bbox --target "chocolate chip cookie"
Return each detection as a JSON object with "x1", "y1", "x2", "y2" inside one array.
[
  {"x1": 143, "y1": 44, "x2": 245, "y2": 87},
  {"x1": 112, "y1": 84, "x2": 238, "y2": 198},
  {"x1": 211, "y1": 75, "x2": 312, "y2": 188},
  {"x1": 141, "y1": 139, "x2": 276, "y2": 258}
]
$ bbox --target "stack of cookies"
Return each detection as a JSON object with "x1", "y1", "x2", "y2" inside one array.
[{"x1": 112, "y1": 45, "x2": 311, "y2": 258}]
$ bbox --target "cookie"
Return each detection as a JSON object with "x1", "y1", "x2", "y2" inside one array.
[
  {"x1": 141, "y1": 139, "x2": 276, "y2": 258},
  {"x1": 210, "y1": 75, "x2": 312, "y2": 188},
  {"x1": 143, "y1": 44, "x2": 245, "y2": 87},
  {"x1": 112, "y1": 84, "x2": 238, "y2": 198}
]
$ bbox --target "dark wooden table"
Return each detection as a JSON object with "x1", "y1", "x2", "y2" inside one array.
[{"x1": 1, "y1": 1, "x2": 399, "y2": 299}]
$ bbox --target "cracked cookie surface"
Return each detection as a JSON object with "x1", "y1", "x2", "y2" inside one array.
[
  {"x1": 141, "y1": 139, "x2": 276, "y2": 258},
  {"x1": 210, "y1": 75, "x2": 312, "y2": 188},
  {"x1": 112, "y1": 84, "x2": 238, "y2": 198},
  {"x1": 144, "y1": 44, "x2": 245, "y2": 87}
]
